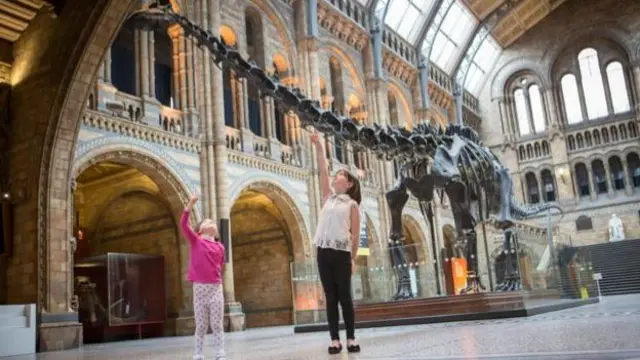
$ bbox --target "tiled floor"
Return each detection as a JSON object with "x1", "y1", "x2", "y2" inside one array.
[{"x1": 7, "y1": 295, "x2": 640, "y2": 360}]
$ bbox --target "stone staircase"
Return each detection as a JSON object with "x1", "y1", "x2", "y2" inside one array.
[
  {"x1": 577, "y1": 239, "x2": 640, "y2": 296},
  {"x1": 0, "y1": 304, "x2": 36, "y2": 357}
]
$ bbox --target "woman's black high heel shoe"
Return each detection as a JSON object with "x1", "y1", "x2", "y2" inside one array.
[{"x1": 328, "y1": 344, "x2": 342, "y2": 354}]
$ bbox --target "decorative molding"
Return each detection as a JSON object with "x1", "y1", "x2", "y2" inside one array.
[
  {"x1": 382, "y1": 50, "x2": 418, "y2": 85},
  {"x1": 227, "y1": 150, "x2": 309, "y2": 181},
  {"x1": 73, "y1": 136, "x2": 199, "y2": 196},
  {"x1": 317, "y1": 2, "x2": 368, "y2": 52},
  {"x1": 82, "y1": 110, "x2": 201, "y2": 153}
]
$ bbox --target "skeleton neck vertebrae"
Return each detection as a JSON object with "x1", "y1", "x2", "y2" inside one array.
[{"x1": 127, "y1": 5, "x2": 564, "y2": 298}]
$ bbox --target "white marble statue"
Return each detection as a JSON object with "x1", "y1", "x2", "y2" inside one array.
[{"x1": 608, "y1": 214, "x2": 625, "y2": 242}]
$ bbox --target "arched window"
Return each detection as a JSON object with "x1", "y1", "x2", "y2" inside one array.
[
  {"x1": 629, "y1": 122, "x2": 638, "y2": 138},
  {"x1": 605, "y1": 61, "x2": 631, "y2": 113},
  {"x1": 525, "y1": 172, "x2": 540, "y2": 204},
  {"x1": 608, "y1": 156, "x2": 625, "y2": 190},
  {"x1": 567, "y1": 135, "x2": 575, "y2": 151},
  {"x1": 576, "y1": 133, "x2": 584, "y2": 149},
  {"x1": 541, "y1": 169, "x2": 556, "y2": 202},
  {"x1": 591, "y1": 159, "x2": 607, "y2": 194},
  {"x1": 508, "y1": 75, "x2": 547, "y2": 136},
  {"x1": 578, "y1": 48, "x2": 608, "y2": 119},
  {"x1": 574, "y1": 163, "x2": 590, "y2": 197},
  {"x1": 627, "y1": 153, "x2": 640, "y2": 188},
  {"x1": 245, "y1": 11, "x2": 264, "y2": 136},
  {"x1": 610, "y1": 126, "x2": 619, "y2": 142},
  {"x1": 593, "y1": 129, "x2": 601, "y2": 145},
  {"x1": 529, "y1": 84, "x2": 546, "y2": 133},
  {"x1": 561, "y1": 74, "x2": 582, "y2": 124},
  {"x1": 514, "y1": 88, "x2": 530, "y2": 135}
]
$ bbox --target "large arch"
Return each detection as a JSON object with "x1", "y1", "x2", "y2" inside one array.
[
  {"x1": 228, "y1": 176, "x2": 311, "y2": 249},
  {"x1": 387, "y1": 81, "x2": 415, "y2": 129},
  {"x1": 320, "y1": 41, "x2": 366, "y2": 98},
  {"x1": 490, "y1": 57, "x2": 548, "y2": 99},
  {"x1": 70, "y1": 149, "x2": 194, "y2": 315},
  {"x1": 228, "y1": 180, "x2": 307, "y2": 328}
]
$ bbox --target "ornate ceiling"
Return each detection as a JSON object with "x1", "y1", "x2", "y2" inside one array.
[
  {"x1": 465, "y1": 0, "x2": 568, "y2": 47},
  {"x1": 0, "y1": 0, "x2": 63, "y2": 43}
]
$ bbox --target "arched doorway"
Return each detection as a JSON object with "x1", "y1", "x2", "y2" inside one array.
[
  {"x1": 492, "y1": 242, "x2": 536, "y2": 291},
  {"x1": 72, "y1": 160, "x2": 186, "y2": 343},
  {"x1": 441, "y1": 224, "x2": 457, "y2": 295},
  {"x1": 402, "y1": 215, "x2": 430, "y2": 297},
  {"x1": 229, "y1": 182, "x2": 307, "y2": 328}
]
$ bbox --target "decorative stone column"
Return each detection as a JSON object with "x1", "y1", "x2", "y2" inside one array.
[
  {"x1": 135, "y1": 29, "x2": 161, "y2": 125},
  {"x1": 96, "y1": 47, "x2": 118, "y2": 112},
  {"x1": 622, "y1": 159, "x2": 633, "y2": 196},
  {"x1": 632, "y1": 64, "x2": 640, "y2": 116},
  {"x1": 208, "y1": 0, "x2": 245, "y2": 331},
  {"x1": 543, "y1": 87, "x2": 559, "y2": 128},
  {"x1": 586, "y1": 164, "x2": 596, "y2": 201}
]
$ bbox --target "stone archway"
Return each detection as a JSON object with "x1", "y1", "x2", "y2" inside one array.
[
  {"x1": 490, "y1": 241, "x2": 539, "y2": 290},
  {"x1": 402, "y1": 215, "x2": 431, "y2": 297},
  {"x1": 441, "y1": 224, "x2": 456, "y2": 295},
  {"x1": 70, "y1": 149, "x2": 194, "y2": 333},
  {"x1": 228, "y1": 180, "x2": 308, "y2": 328}
]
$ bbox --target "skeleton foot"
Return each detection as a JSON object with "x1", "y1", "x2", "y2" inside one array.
[
  {"x1": 393, "y1": 281, "x2": 414, "y2": 300},
  {"x1": 495, "y1": 276, "x2": 521, "y2": 292},
  {"x1": 459, "y1": 274, "x2": 486, "y2": 295}
]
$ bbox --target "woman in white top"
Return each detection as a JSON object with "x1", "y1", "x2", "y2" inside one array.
[{"x1": 310, "y1": 133, "x2": 362, "y2": 355}]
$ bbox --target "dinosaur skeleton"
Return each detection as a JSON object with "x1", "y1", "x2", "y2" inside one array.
[{"x1": 127, "y1": 5, "x2": 563, "y2": 298}]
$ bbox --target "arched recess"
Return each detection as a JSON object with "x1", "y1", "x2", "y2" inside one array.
[
  {"x1": 490, "y1": 57, "x2": 548, "y2": 99},
  {"x1": 247, "y1": 0, "x2": 298, "y2": 73},
  {"x1": 387, "y1": 81, "x2": 415, "y2": 129},
  {"x1": 35, "y1": 0, "x2": 190, "y2": 315},
  {"x1": 322, "y1": 43, "x2": 366, "y2": 98},
  {"x1": 440, "y1": 224, "x2": 457, "y2": 295},
  {"x1": 70, "y1": 149, "x2": 194, "y2": 313},
  {"x1": 402, "y1": 214, "x2": 430, "y2": 297},
  {"x1": 353, "y1": 212, "x2": 387, "y2": 303},
  {"x1": 228, "y1": 180, "x2": 308, "y2": 328},
  {"x1": 490, "y1": 241, "x2": 539, "y2": 290}
]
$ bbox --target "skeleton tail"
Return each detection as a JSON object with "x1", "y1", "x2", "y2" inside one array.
[{"x1": 509, "y1": 195, "x2": 564, "y2": 221}]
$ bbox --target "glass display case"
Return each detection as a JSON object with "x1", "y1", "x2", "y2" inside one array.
[{"x1": 74, "y1": 253, "x2": 165, "y2": 342}]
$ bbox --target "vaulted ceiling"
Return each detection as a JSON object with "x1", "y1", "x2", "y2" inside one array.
[
  {"x1": 465, "y1": 0, "x2": 568, "y2": 47},
  {"x1": 0, "y1": 0, "x2": 67, "y2": 43}
]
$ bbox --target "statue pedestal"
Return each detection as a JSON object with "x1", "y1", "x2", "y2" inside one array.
[
  {"x1": 224, "y1": 302, "x2": 245, "y2": 332},
  {"x1": 38, "y1": 315, "x2": 83, "y2": 352}
]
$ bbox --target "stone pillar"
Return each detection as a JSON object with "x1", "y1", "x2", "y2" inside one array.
[
  {"x1": 136, "y1": 29, "x2": 161, "y2": 125},
  {"x1": 622, "y1": 159, "x2": 633, "y2": 196},
  {"x1": 96, "y1": 47, "x2": 117, "y2": 112},
  {"x1": 604, "y1": 162, "x2": 614, "y2": 197},
  {"x1": 169, "y1": 25, "x2": 181, "y2": 109},
  {"x1": 148, "y1": 30, "x2": 156, "y2": 99},
  {"x1": 632, "y1": 64, "x2": 640, "y2": 114},
  {"x1": 268, "y1": 98, "x2": 282, "y2": 161},
  {"x1": 208, "y1": 0, "x2": 244, "y2": 331},
  {"x1": 586, "y1": 164, "x2": 596, "y2": 201},
  {"x1": 544, "y1": 87, "x2": 558, "y2": 128}
]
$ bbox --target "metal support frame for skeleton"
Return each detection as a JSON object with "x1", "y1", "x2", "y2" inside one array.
[{"x1": 127, "y1": 4, "x2": 563, "y2": 298}]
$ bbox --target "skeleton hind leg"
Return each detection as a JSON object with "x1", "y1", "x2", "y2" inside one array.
[{"x1": 385, "y1": 181, "x2": 413, "y2": 300}]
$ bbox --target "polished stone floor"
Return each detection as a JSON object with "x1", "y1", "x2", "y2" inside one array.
[{"x1": 8, "y1": 295, "x2": 640, "y2": 360}]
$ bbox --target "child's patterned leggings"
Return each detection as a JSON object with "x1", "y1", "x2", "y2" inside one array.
[{"x1": 193, "y1": 282, "x2": 225, "y2": 359}]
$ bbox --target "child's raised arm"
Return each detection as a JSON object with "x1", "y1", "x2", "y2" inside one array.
[{"x1": 180, "y1": 195, "x2": 199, "y2": 243}]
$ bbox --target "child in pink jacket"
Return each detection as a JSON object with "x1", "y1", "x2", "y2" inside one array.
[{"x1": 180, "y1": 194, "x2": 226, "y2": 360}]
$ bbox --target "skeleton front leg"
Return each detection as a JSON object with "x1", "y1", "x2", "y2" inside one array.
[
  {"x1": 385, "y1": 177, "x2": 413, "y2": 300},
  {"x1": 496, "y1": 228, "x2": 521, "y2": 291}
]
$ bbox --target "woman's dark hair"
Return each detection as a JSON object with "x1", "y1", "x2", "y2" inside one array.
[{"x1": 338, "y1": 170, "x2": 362, "y2": 205}]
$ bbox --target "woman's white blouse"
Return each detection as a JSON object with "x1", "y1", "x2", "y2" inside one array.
[{"x1": 314, "y1": 194, "x2": 357, "y2": 252}]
